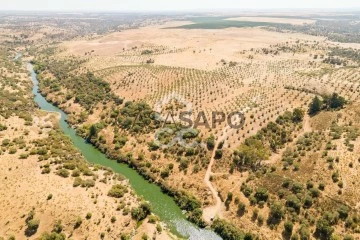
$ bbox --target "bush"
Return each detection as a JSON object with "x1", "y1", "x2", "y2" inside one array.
[
  {"x1": 52, "y1": 220, "x2": 63, "y2": 233},
  {"x1": 212, "y1": 219, "x2": 248, "y2": 240},
  {"x1": 73, "y1": 177, "x2": 82, "y2": 187},
  {"x1": 315, "y1": 218, "x2": 334, "y2": 239},
  {"x1": 237, "y1": 202, "x2": 246, "y2": 216},
  {"x1": 215, "y1": 149, "x2": 223, "y2": 159},
  {"x1": 292, "y1": 108, "x2": 304, "y2": 123},
  {"x1": 303, "y1": 195, "x2": 313, "y2": 208},
  {"x1": 9, "y1": 148, "x2": 17, "y2": 154},
  {"x1": 81, "y1": 179, "x2": 95, "y2": 188},
  {"x1": 131, "y1": 202, "x2": 151, "y2": 221},
  {"x1": 286, "y1": 194, "x2": 301, "y2": 212},
  {"x1": 291, "y1": 182, "x2": 303, "y2": 194},
  {"x1": 108, "y1": 184, "x2": 128, "y2": 198},
  {"x1": 57, "y1": 169, "x2": 69, "y2": 178},
  {"x1": 19, "y1": 153, "x2": 29, "y2": 159},
  {"x1": 25, "y1": 219, "x2": 40, "y2": 236},
  {"x1": 74, "y1": 216, "x2": 82, "y2": 229},
  {"x1": 299, "y1": 225, "x2": 310, "y2": 240},
  {"x1": 38, "y1": 232, "x2": 66, "y2": 240},
  {"x1": 268, "y1": 202, "x2": 284, "y2": 225},
  {"x1": 206, "y1": 135, "x2": 215, "y2": 150},
  {"x1": 337, "y1": 205, "x2": 349, "y2": 220},
  {"x1": 254, "y1": 187, "x2": 269, "y2": 203},
  {"x1": 284, "y1": 221, "x2": 293, "y2": 234}
]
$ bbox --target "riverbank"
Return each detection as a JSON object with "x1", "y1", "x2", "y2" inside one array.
[{"x1": 28, "y1": 62, "x2": 222, "y2": 240}]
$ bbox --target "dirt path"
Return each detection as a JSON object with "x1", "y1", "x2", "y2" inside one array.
[
  {"x1": 202, "y1": 103, "x2": 257, "y2": 222},
  {"x1": 203, "y1": 125, "x2": 230, "y2": 222}
]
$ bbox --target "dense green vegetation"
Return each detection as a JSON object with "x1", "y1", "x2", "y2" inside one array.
[
  {"x1": 33, "y1": 58, "x2": 122, "y2": 112},
  {"x1": 173, "y1": 17, "x2": 290, "y2": 30},
  {"x1": 212, "y1": 219, "x2": 252, "y2": 240},
  {"x1": 272, "y1": 16, "x2": 360, "y2": 43},
  {"x1": 32, "y1": 130, "x2": 95, "y2": 178},
  {"x1": 309, "y1": 93, "x2": 346, "y2": 115},
  {"x1": 326, "y1": 47, "x2": 360, "y2": 65},
  {"x1": 176, "y1": 15, "x2": 360, "y2": 43},
  {"x1": 0, "y1": 48, "x2": 35, "y2": 122}
]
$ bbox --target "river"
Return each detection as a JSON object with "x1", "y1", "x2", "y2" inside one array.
[{"x1": 27, "y1": 62, "x2": 222, "y2": 240}]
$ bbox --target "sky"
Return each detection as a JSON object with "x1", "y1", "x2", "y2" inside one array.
[{"x1": 1, "y1": 0, "x2": 360, "y2": 12}]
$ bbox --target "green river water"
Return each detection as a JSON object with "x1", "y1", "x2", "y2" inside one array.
[{"x1": 26, "y1": 62, "x2": 222, "y2": 240}]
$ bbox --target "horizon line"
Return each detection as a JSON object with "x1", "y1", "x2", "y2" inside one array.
[{"x1": 1, "y1": 8, "x2": 360, "y2": 13}]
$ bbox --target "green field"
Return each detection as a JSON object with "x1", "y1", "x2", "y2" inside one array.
[{"x1": 170, "y1": 16, "x2": 291, "y2": 29}]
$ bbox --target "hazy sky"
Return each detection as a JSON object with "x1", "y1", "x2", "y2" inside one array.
[{"x1": 2, "y1": 0, "x2": 360, "y2": 11}]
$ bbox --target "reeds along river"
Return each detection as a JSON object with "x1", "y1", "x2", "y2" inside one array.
[{"x1": 27, "y1": 62, "x2": 222, "y2": 240}]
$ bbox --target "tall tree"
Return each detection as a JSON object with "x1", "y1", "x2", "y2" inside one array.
[{"x1": 309, "y1": 96, "x2": 322, "y2": 115}]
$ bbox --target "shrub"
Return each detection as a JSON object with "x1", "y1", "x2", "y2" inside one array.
[
  {"x1": 25, "y1": 219, "x2": 40, "y2": 236},
  {"x1": 9, "y1": 148, "x2": 17, "y2": 154},
  {"x1": 57, "y1": 169, "x2": 69, "y2": 178},
  {"x1": 52, "y1": 220, "x2": 63, "y2": 233},
  {"x1": 81, "y1": 179, "x2": 95, "y2": 188},
  {"x1": 338, "y1": 205, "x2": 349, "y2": 220},
  {"x1": 71, "y1": 169, "x2": 81, "y2": 177},
  {"x1": 299, "y1": 225, "x2": 310, "y2": 240},
  {"x1": 309, "y1": 188, "x2": 320, "y2": 198},
  {"x1": 19, "y1": 153, "x2": 29, "y2": 159},
  {"x1": 292, "y1": 108, "x2": 304, "y2": 123},
  {"x1": 291, "y1": 182, "x2": 303, "y2": 194},
  {"x1": 254, "y1": 187, "x2": 269, "y2": 203},
  {"x1": 286, "y1": 194, "x2": 301, "y2": 212},
  {"x1": 74, "y1": 216, "x2": 82, "y2": 229},
  {"x1": 284, "y1": 221, "x2": 294, "y2": 235},
  {"x1": 212, "y1": 219, "x2": 248, "y2": 240},
  {"x1": 131, "y1": 202, "x2": 151, "y2": 221},
  {"x1": 0, "y1": 124, "x2": 7, "y2": 131},
  {"x1": 215, "y1": 149, "x2": 223, "y2": 159},
  {"x1": 303, "y1": 195, "x2": 313, "y2": 208},
  {"x1": 315, "y1": 218, "x2": 334, "y2": 239},
  {"x1": 38, "y1": 232, "x2": 66, "y2": 240},
  {"x1": 156, "y1": 223, "x2": 162, "y2": 233},
  {"x1": 268, "y1": 202, "x2": 284, "y2": 225},
  {"x1": 108, "y1": 184, "x2": 128, "y2": 198},
  {"x1": 237, "y1": 202, "x2": 246, "y2": 216},
  {"x1": 206, "y1": 135, "x2": 215, "y2": 150},
  {"x1": 41, "y1": 167, "x2": 51, "y2": 174},
  {"x1": 73, "y1": 177, "x2": 82, "y2": 187}
]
